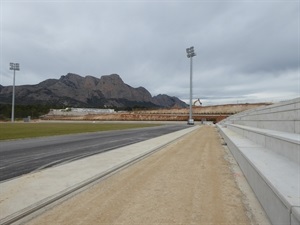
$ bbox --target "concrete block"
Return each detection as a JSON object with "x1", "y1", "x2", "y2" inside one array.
[
  {"x1": 255, "y1": 121, "x2": 295, "y2": 133},
  {"x1": 231, "y1": 120, "x2": 295, "y2": 133},
  {"x1": 219, "y1": 128, "x2": 290, "y2": 225},
  {"x1": 228, "y1": 125, "x2": 244, "y2": 136},
  {"x1": 223, "y1": 98, "x2": 299, "y2": 131},
  {"x1": 265, "y1": 135, "x2": 300, "y2": 164},
  {"x1": 219, "y1": 98, "x2": 300, "y2": 225},
  {"x1": 243, "y1": 129, "x2": 266, "y2": 147},
  {"x1": 296, "y1": 121, "x2": 300, "y2": 134},
  {"x1": 217, "y1": 125, "x2": 300, "y2": 225},
  {"x1": 270, "y1": 103, "x2": 297, "y2": 113},
  {"x1": 292, "y1": 207, "x2": 300, "y2": 225},
  {"x1": 295, "y1": 101, "x2": 300, "y2": 110},
  {"x1": 226, "y1": 124, "x2": 300, "y2": 164},
  {"x1": 239, "y1": 110, "x2": 297, "y2": 121}
]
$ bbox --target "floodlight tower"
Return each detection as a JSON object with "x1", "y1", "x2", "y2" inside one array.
[
  {"x1": 9, "y1": 62, "x2": 20, "y2": 122},
  {"x1": 186, "y1": 46, "x2": 196, "y2": 125}
]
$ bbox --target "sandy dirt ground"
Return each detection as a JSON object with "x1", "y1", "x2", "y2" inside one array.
[{"x1": 26, "y1": 125, "x2": 270, "y2": 225}]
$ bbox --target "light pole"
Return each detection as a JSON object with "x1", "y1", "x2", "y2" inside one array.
[
  {"x1": 9, "y1": 62, "x2": 20, "y2": 122},
  {"x1": 186, "y1": 46, "x2": 196, "y2": 125}
]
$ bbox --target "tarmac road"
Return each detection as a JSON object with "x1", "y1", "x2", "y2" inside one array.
[{"x1": 0, "y1": 124, "x2": 186, "y2": 182}]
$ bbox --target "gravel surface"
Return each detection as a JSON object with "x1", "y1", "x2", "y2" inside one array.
[{"x1": 26, "y1": 125, "x2": 270, "y2": 225}]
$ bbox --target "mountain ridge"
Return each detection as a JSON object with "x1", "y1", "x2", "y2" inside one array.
[{"x1": 0, "y1": 73, "x2": 187, "y2": 109}]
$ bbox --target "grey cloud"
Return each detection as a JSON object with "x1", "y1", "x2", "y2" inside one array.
[{"x1": 1, "y1": 1, "x2": 298, "y2": 105}]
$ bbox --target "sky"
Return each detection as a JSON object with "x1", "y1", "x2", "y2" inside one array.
[{"x1": 0, "y1": 0, "x2": 299, "y2": 105}]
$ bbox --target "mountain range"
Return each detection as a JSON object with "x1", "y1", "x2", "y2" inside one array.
[{"x1": 0, "y1": 73, "x2": 187, "y2": 109}]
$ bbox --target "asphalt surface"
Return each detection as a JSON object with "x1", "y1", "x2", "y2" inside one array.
[{"x1": 0, "y1": 124, "x2": 187, "y2": 182}]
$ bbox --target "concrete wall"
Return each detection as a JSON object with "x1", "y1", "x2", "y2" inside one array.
[
  {"x1": 224, "y1": 98, "x2": 299, "y2": 133},
  {"x1": 218, "y1": 97, "x2": 300, "y2": 225},
  {"x1": 48, "y1": 108, "x2": 115, "y2": 116}
]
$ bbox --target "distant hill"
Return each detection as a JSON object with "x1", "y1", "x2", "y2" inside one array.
[{"x1": 0, "y1": 73, "x2": 188, "y2": 109}]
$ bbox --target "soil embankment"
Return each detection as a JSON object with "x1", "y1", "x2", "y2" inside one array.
[{"x1": 43, "y1": 103, "x2": 270, "y2": 123}]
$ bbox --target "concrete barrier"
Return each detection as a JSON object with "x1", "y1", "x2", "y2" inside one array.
[{"x1": 217, "y1": 98, "x2": 300, "y2": 225}]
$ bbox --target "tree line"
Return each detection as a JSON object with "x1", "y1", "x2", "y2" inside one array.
[
  {"x1": 0, "y1": 103, "x2": 159, "y2": 121},
  {"x1": 0, "y1": 104, "x2": 54, "y2": 120}
]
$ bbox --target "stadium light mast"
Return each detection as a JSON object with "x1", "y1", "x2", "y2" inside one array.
[
  {"x1": 186, "y1": 46, "x2": 196, "y2": 125},
  {"x1": 9, "y1": 62, "x2": 20, "y2": 122}
]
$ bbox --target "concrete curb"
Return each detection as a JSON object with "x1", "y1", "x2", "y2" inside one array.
[{"x1": 0, "y1": 125, "x2": 199, "y2": 225}]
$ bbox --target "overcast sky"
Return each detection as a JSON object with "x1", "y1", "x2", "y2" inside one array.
[{"x1": 1, "y1": 0, "x2": 299, "y2": 105}]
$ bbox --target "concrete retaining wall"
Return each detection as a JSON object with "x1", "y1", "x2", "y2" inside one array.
[
  {"x1": 217, "y1": 98, "x2": 300, "y2": 225},
  {"x1": 48, "y1": 108, "x2": 115, "y2": 116}
]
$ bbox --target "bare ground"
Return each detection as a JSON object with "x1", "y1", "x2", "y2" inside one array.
[{"x1": 26, "y1": 125, "x2": 270, "y2": 225}]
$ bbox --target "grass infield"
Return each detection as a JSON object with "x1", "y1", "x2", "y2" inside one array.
[{"x1": 0, "y1": 122, "x2": 161, "y2": 141}]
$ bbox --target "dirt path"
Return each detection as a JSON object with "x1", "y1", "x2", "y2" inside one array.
[{"x1": 27, "y1": 125, "x2": 266, "y2": 225}]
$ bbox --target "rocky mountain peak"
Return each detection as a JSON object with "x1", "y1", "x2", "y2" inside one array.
[
  {"x1": 0, "y1": 73, "x2": 187, "y2": 108},
  {"x1": 98, "y1": 74, "x2": 124, "y2": 86},
  {"x1": 59, "y1": 73, "x2": 84, "y2": 89},
  {"x1": 83, "y1": 76, "x2": 99, "y2": 89},
  {"x1": 96, "y1": 74, "x2": 152, "y2": 102},
  {"x1": 60, "y1": 73, "x2": 82, "y2": 81}
]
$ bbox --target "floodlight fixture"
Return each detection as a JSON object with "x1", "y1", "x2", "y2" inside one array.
[
  {"x1": 10, "y1": 63, "x2": 20, "y2": 71},
  {"x1": 186, "y1": 46, "x2": 196, "y2": 58}
]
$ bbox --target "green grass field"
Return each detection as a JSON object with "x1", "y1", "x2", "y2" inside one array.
[{"x1": 0, "y1": 122, "x2": 161, "y2": 140}]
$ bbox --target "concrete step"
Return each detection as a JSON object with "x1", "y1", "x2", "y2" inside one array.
[
  {"x1": 222, "y1": 97, "x2": 300, "y2": 134},
  {"x1": 218, "y1": 98, "x2": 300, "y2": 225},
  {"x1": 225, "y1": 124, "x2": 300, "y2": 164},
  {"x1": 218, "y1": 125, "x2": 300, "y2": 225}
]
